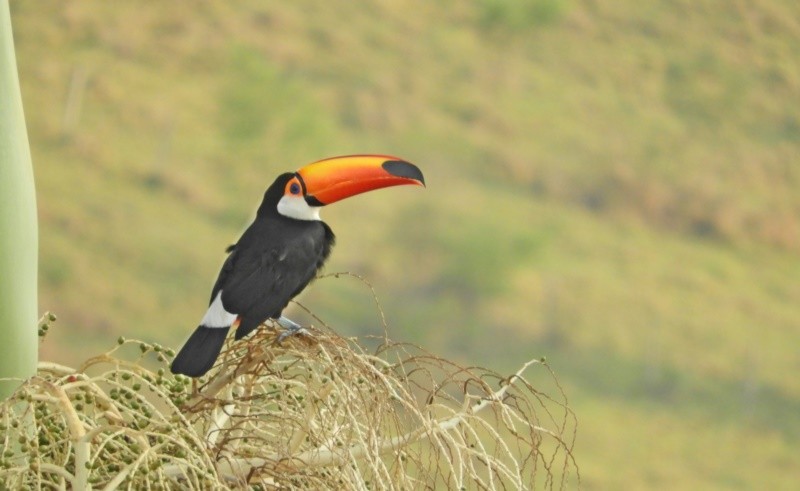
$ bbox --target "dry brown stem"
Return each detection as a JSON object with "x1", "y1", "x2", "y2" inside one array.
[{"x1": 1, "y1": 318, "x2": 578, "y2": 489}]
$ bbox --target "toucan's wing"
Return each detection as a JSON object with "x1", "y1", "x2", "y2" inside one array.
[
  {"x1": 219, "y1": 227, "x2": 327, "y2": 323},
  {"x1": 209, "y1": 244, "x2": 238, "y2": 306}
]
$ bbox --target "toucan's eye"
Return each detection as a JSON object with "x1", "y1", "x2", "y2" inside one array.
[{"x1": 289, "y1": 182, "x2": 301, "y2": 195}]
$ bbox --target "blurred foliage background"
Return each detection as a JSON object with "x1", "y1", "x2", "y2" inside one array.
[{"x1": 10, "y1": 0, "x2": 800, "y2": 488}]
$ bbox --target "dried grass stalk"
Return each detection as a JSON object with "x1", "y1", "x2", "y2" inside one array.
[{"x1": 1, "y1": 315, "x2": 578, "y2": 489}]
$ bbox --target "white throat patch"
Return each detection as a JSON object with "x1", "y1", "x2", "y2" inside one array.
[{"x1": 277, "y1": 194, "x2": 321, "y2": 221}]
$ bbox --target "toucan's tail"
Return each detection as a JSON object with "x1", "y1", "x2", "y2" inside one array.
[{"x1": 170, "y1": 326, "x2": 230, "y2": 377}]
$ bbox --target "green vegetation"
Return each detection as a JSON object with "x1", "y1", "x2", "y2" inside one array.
[
  {"x1": 9, "y1": 0, "x2": 800, "y2": 488},
  {"x1": 0, "y1": 0, "x2": 37, "y2": 399}
]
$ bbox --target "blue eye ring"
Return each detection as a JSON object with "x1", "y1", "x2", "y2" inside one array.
[{"x1": 289, "y1": 182, "x2": 301, "y2": 195}]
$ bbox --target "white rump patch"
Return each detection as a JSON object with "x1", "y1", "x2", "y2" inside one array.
[
  {"x1": 201, "y1": 291, "x2": 238, "y2": 328},
  {"x1": 277, "y1": 194, "x2": 321, "y2": 221}
]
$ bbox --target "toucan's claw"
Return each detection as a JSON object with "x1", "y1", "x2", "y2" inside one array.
[{"x1": 276, "y1": 316, "x2": 311, "y2": 343}]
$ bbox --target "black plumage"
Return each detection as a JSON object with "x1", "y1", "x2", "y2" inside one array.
[
  {"x1": 217, "y1": 180, "x2": 334, "y2": 340},
  {"x1": 170, "y1": 327, "x2": 228, "y2": 378},
  {"x1": 171, "y1": 174, "x2": 334, "y2": 377},
  {"x1": 170, "y1": 155, "x2": 424, "y2": 378}
]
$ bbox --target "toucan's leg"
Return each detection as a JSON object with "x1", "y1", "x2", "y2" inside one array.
[{"x1": 276, "y1": 316, "x2": 310, "y2": 342}]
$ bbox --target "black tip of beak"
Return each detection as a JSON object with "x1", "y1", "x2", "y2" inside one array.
[{"x1": 382, "y1": 160, "x2": 426, "y2": 187}]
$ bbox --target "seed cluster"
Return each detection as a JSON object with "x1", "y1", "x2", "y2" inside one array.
[
  {"x1": 2, "y1": 319, "x2": 218, "y2": 489},
  {"x1": 2, "y1": 316, "x2": 578, "y2": 489}
]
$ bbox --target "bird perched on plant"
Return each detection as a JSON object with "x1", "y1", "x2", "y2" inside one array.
[{"x1": 170, "y1": 155, "x2": 424, "y2": 377}]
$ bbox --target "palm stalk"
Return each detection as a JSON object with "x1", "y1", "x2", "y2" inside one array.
[{"x1": 0, "y1": 0, "x2": 38, "y2": 399}]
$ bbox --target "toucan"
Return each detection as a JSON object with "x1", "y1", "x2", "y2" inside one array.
[{"x1": 170, "y1": 155, "x2": 424, "y2": 377}]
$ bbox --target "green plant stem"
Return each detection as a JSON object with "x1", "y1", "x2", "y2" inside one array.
[{"x1": 0, "y1": 0, "x2": 37, "y2": 399}]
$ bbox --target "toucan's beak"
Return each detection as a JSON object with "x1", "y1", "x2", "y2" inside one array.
[{"x1": 297, "y1": 154, "x2": 425, "y2": 206}]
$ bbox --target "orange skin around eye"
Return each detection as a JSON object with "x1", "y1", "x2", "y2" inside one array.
[{"x1": 284, "y1": 178, "x2": 303, "y2": 197}]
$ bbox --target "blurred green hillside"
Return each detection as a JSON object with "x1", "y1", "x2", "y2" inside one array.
[{"x1": 10, "y1": 0, "x2": 800, "y2": 488}]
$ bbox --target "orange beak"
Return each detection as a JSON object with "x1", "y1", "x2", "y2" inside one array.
[{"x1": 296, "y1": 154, "x2": 425, "y2": 206}]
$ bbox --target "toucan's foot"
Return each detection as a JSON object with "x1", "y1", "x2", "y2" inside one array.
[{"x1": 276, "y1": 316, "x2": 311, "y2": 343}]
